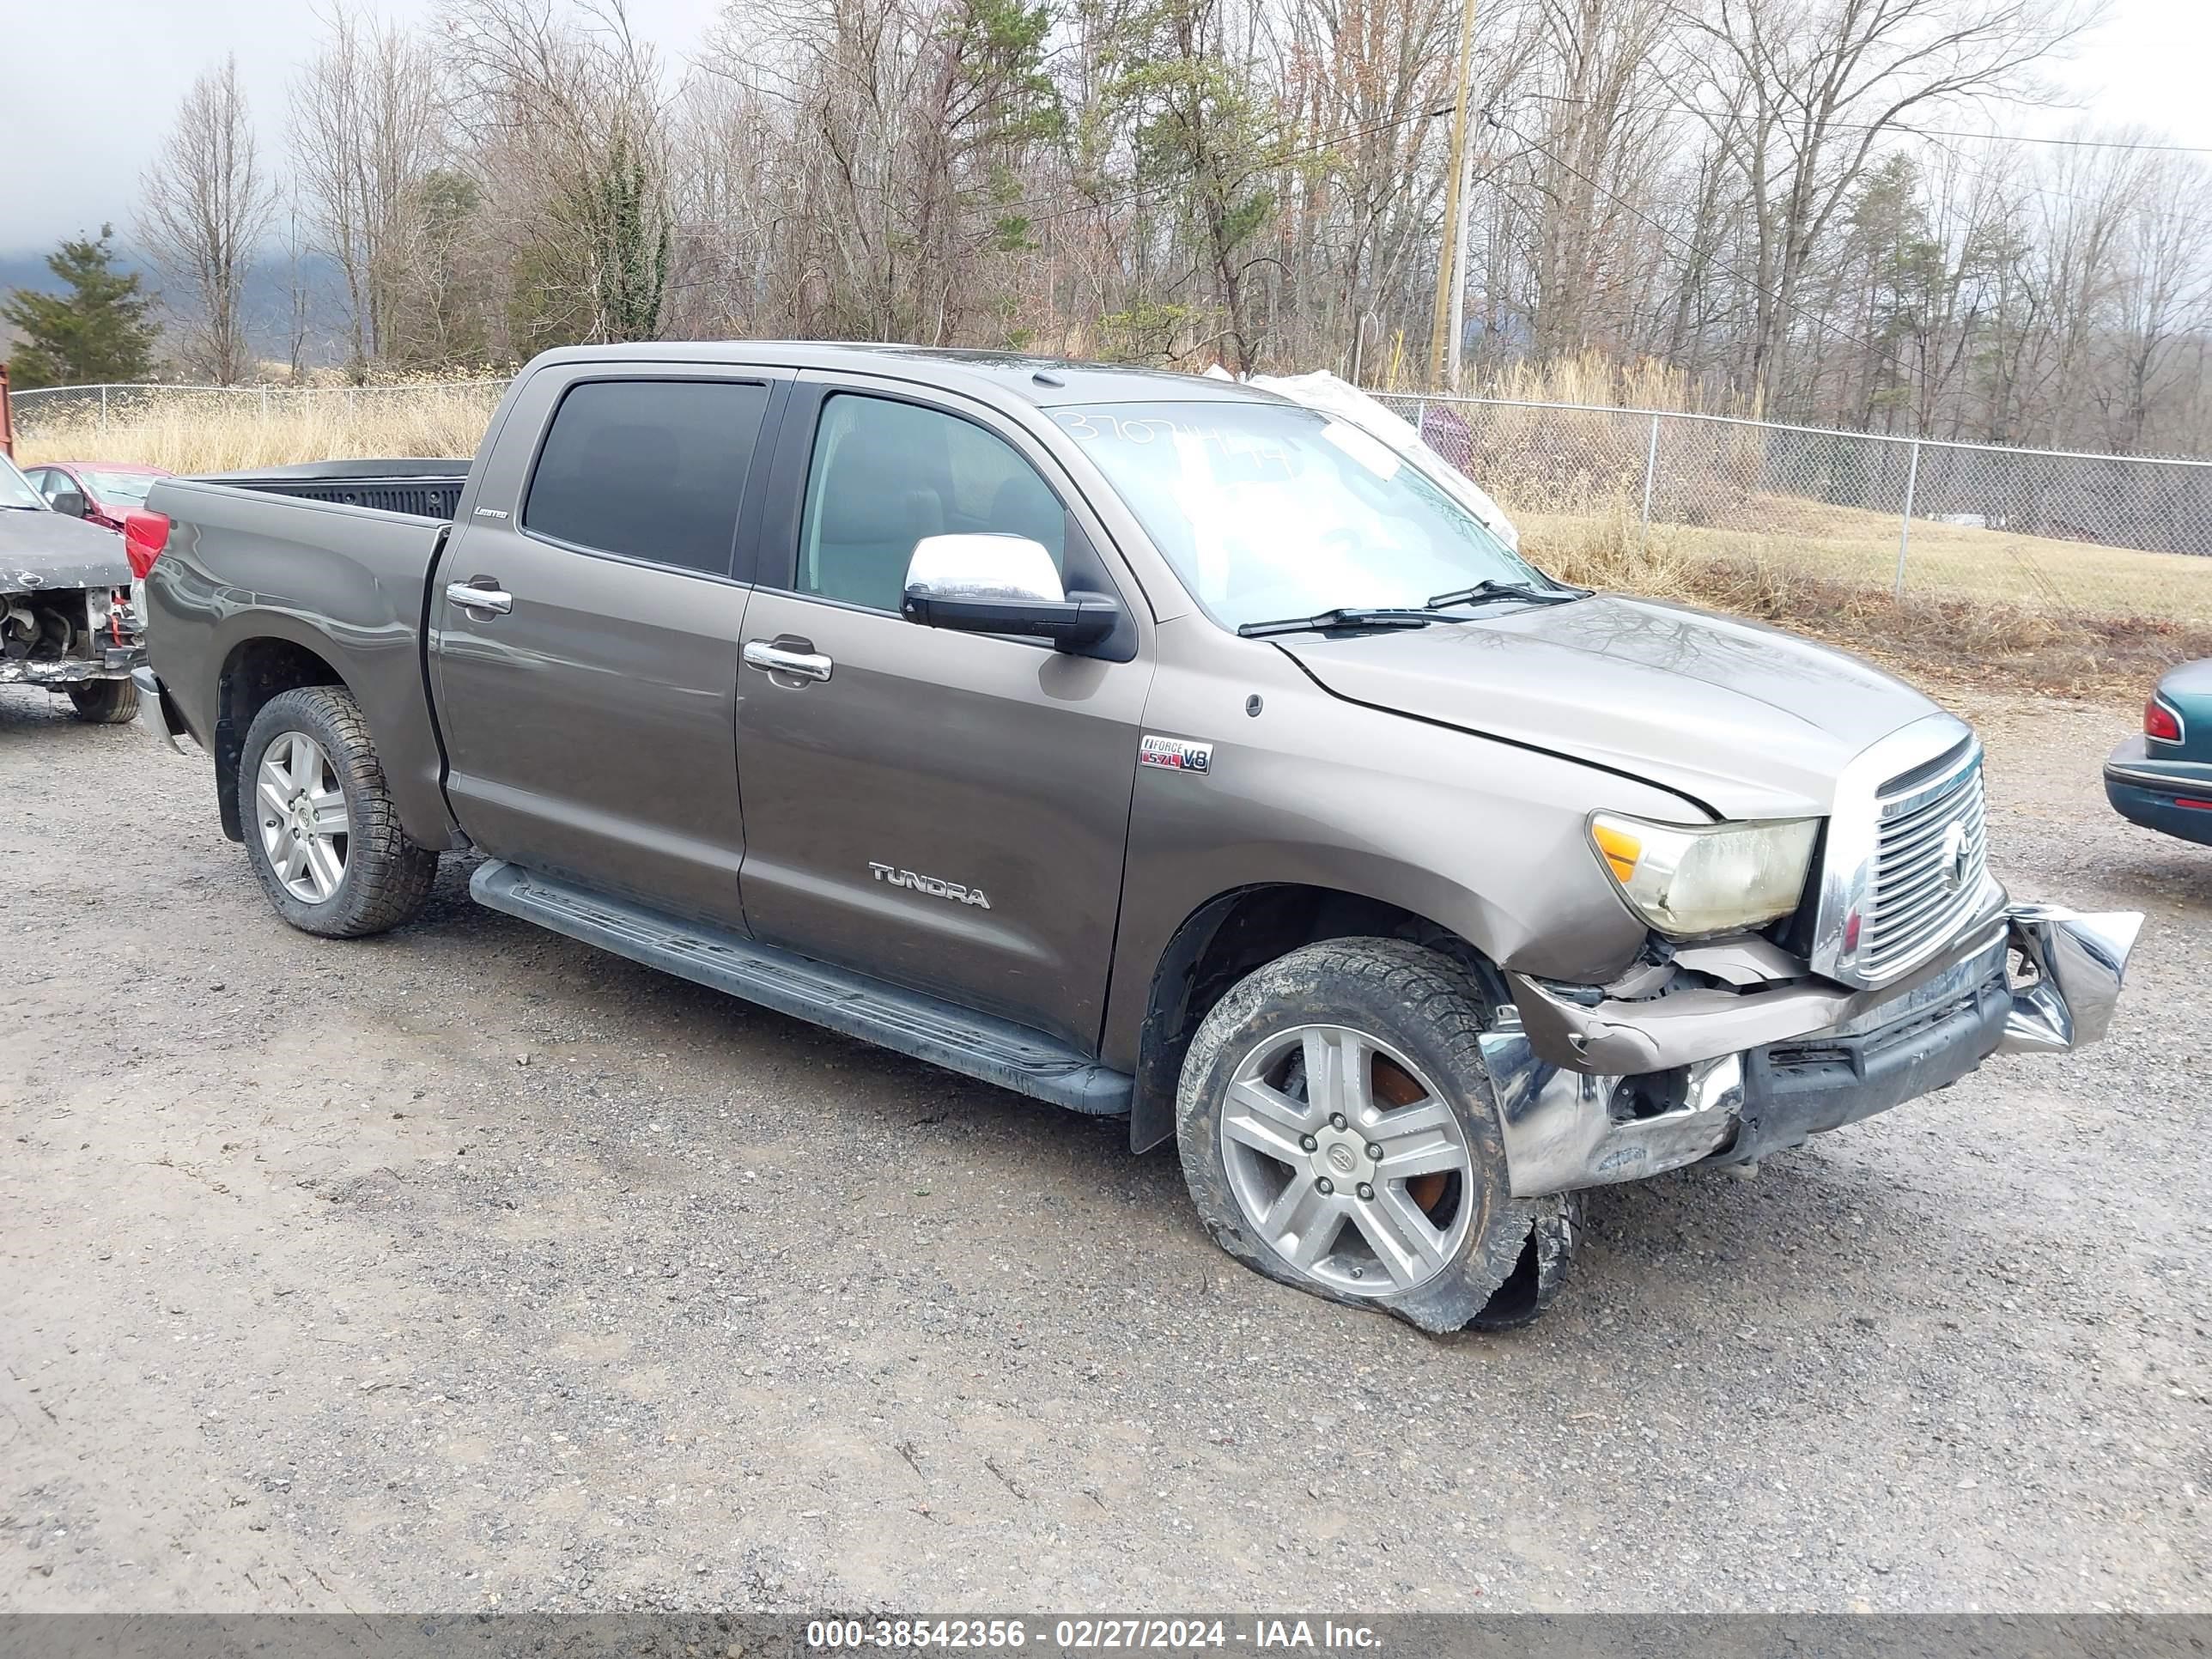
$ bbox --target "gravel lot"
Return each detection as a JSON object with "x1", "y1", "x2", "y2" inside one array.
[{"x1": 3, "y1": 681, "x2": 2207, "y2": 1614}]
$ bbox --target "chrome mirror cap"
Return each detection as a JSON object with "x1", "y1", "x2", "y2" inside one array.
[{"x1": 905, "y1": 534, "x2": 1064, "y2": 606}]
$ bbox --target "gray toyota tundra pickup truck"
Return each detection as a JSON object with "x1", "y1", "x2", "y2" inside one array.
[{"x1": 136, "y1": 343, "x2": 2141, "y2": 1331}]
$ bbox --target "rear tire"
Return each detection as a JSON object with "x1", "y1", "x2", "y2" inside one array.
[
  {"x1": 1175, "y1": 936, "x2": 1577, "y2": 1333},
  {"x1": 65, "y1": 678, "x2": 139, "y2": 724},
  {"x1": 240, "y1": 685, "x2": 436, "y2": 938}
]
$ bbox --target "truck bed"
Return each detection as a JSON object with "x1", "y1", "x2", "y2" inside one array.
[
  {"x1": 199, "y1": 459, "x2": 470, "y2": 521},
  {"x1": 142, "y1": 471, "x2": 461, "y2": 849}
]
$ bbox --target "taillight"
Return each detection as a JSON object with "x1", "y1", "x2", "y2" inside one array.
[
  {"x1": 2145, "y1": 697, "x2": 2183, "y2": 744},
  {"x1": 123, "y1": 509, "x2": 169, "y2": 580}
]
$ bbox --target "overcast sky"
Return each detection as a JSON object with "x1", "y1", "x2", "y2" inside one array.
[{"x1": 3, "y1": 0, "x2": 2209, "y2": 258}]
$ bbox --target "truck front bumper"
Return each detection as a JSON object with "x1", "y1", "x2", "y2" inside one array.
[{"x1": 1485, "y1": 903, "x2": 2141, "y2": 1196}]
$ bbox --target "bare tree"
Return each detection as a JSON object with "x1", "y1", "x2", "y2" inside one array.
[
  {"x1": 138, "y1": 55, "x2": 276, "y2": 383},
  {"x1": 1522, "y1": 0, "x2": 1673, "y2": 357},
  {"x1": 291, "y1": 6, "x2": 448, "y2": 375},
  {"x1": 2107, "y1": 151, "x2": 2212, "y2": 451},
  {"x1": 114, "y1": 0, "x2": 2212, "y2": 452},
  {"x1": 444, "y1": 0, "x2": 676, "y2": 349},
  {"x1": 282, "y1": 203, "x2": 313, "y2": 381},
  {"x1": 1668, "y1": 0, "x2": 2101, "y2": 404}
]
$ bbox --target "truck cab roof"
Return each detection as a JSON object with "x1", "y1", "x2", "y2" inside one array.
[{"x1": 526, "y1": 341, "x2": 1284, "y2": 410}]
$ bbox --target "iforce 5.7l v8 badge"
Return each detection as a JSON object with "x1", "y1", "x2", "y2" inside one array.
[{"x1": 1139, "y1": 733, "x2": 1213, "y2": 775}]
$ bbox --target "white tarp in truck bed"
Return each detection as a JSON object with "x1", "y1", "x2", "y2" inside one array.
[{"x1": 1201, "y1": 366, "x2": 1519, "y2": 550}]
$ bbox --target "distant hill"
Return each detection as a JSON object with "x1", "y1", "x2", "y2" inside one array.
[{"x1": 0, "y1": 246, "x2": 355, "y2": 376}]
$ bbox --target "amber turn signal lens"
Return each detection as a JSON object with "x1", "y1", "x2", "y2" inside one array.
[{"x1": 1591, "y1": 823, "x2": 1641, "y2": 883}]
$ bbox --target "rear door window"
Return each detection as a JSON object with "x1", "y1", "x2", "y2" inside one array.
[{"x1": 523, "y1": 379, "x2": 771, "y2": 577}]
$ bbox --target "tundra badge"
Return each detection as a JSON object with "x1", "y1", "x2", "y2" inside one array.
[{"x1": 869, "y1": 862, "x2": 991, "y2": 909}]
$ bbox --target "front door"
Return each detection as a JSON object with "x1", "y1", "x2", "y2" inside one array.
[
  {"x1": 431, "y1": 368, "x2": 786, "y2": 928},
  {"x1": 734, "y1": 380, "x2": 1152, "y2": 1050}
]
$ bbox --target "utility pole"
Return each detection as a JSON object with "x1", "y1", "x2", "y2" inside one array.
[{"x1": 1425, "y1": 0, "x2": 1480, "y2": 389}]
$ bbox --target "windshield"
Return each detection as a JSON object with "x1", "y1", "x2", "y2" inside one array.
[
  {"x1": 1053, "y1": 400, "x2": 1548, "y2": 629},
  {"x1": 0, "y1": 453, "x2": 46, "y2": 511},
  {"x1": 81, "y1": 470, "x2": 158, "y2": 505}
]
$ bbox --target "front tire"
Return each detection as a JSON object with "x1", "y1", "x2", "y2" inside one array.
[
  {"x1": 1175, "y1": 937, "x2": 1577, "y2": 1333},
  {"x1": 65, "y1": 678, "x2": 139, "y2": 723},
  {"x1": 240, "y1": 686, "x2": 436, "y2": 938}
]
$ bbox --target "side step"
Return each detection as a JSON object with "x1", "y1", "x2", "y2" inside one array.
[{"x1": 470, "y1": 860, "x2": 1133, "y2": 1116}]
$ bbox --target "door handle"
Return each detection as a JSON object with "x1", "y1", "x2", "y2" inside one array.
[
  {"x1": 446, "y1": 580, "x2": 513, "y2": 617},
  {"x1": 743, "y1": 640, "x2": 833, "y2": 683}
]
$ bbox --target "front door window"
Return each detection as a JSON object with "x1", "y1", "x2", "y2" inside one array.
[{"x1": 795, "y1": 393, "x2": 1070, "y2": 611}]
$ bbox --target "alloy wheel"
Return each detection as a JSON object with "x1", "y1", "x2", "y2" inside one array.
[
  {"x1": 256, "y1": 731, "x2": 351, "y2": 904},
  {"x1": 1217, "y1": 1024, "x2": 1474, "y2": 1297}
]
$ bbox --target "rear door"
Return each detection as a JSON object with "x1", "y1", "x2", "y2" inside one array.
[
  {"x1": 732, "y1": 376, "x2": 1152, "y2": 1049},
  {"x1": 430, "y1": 363, "x2": 790, "y2": 929}
]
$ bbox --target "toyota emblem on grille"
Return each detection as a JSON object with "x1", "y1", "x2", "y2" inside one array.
[{"x1": 1938, "y1": 822, "x2": 1970, "y2": 893}]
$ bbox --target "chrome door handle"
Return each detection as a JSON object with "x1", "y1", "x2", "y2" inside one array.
[
  {"x1": 446, "y1": 580, "x2": 513, "y2": 617},
  {"x1": 743, "y1": 640, "x2": 833, "y2": 682}
]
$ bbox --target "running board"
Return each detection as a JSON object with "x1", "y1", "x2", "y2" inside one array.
[{"x1": 469, "y1": 860, "x2": 1133, "y2": 1115}]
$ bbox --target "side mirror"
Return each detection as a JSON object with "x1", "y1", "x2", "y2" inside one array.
[
  {"x1": 49, "y1": 486, "x2": 89, "y2": 519},
  {"x1": 902, "y1": 533, "x2": 1121, "y2": 651}
]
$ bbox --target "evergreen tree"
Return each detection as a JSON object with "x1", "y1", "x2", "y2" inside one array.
[{"x1": 0, "y1": 226, "x2": 161, "y2": 389}]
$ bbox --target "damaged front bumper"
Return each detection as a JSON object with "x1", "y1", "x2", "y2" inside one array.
[
  {"x1": 0, "y1": 645, "x2": 143, "y2": 685},
  {"x1": 1483, "y1": 902, "x2": 2142, "y2": 1197}
]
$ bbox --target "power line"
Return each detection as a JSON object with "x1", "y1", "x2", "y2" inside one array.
[
  {"x1": 1484, "y1": 108, "x2": 1922, "y2": 380},
  {"x1": 1518, "y1": 89, "x2": 2212, "y2": 159}
]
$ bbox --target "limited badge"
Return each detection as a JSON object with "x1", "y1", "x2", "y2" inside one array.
[{"x1": 1139, "y1": 733, "x2": 1213, "y2": 775}]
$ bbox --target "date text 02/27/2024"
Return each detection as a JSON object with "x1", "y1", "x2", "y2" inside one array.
[{"x1": 804, "y1": 1619, "x2": 1382, "y2": 1652}]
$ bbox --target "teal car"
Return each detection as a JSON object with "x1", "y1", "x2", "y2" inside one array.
[{"x1": 2106, "y1": 661, "x2": 2212, "y2": 846}]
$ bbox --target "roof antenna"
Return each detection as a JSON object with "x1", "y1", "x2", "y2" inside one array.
[{"x1": 1032, "y1": 370, "x2": 1066, "y2": 388}]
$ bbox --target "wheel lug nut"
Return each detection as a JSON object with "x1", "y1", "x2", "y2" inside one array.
[
  {"x1": 1299, "y1": 1134, "x2": 1317, "y2": 1152},
  {"x1": 1329, "y1": 1113, "x2": 1347, "y2": 1131},
  {"x1": 1365, "y1": 1143, "x2": 1383, "y2": 1162},
  {"x1": 1316, "y1": 1177, "x2": 1334, "y2": 1195},
  {"x1": 1356, "y1": 1182, "x2": 1375, "y2": 1201}
]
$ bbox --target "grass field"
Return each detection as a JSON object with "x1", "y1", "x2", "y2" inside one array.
[
  {"x1": 17, "y1": 385, "x2": 2206, "y2": 696},
  {"x1": 14, "y1": 383, "x2": 503, "y2": 474},
  {"x1": 1584, "y1": 492, "x2": 2212, "y2": 623}
]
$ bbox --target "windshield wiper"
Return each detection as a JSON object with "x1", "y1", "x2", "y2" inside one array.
[
  {"x1": 1237, "y1": 607, "x2": 1442, "y2": 639},
  {"x1": 1423, "y1": 578, "x2": 1589, "y2": 610}
]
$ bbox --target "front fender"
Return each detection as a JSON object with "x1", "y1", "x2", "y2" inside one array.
[{"x1": 1099, "y1": 654, "x2": 1700, "y2": 1073}]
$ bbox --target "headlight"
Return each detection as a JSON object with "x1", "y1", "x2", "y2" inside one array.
[{"x1": 1588, "y1": 812, "x2": 1820, "y2": 938}]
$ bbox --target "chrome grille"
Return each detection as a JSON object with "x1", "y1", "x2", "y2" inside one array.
[{"x1": 1863, "y1": 744, "x2": 1987, "y2": 979}]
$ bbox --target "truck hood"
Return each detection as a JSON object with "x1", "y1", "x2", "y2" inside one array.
[
  {"x1": 1276, "y1": 594, "x2": 1941, "y2": 819},
  {"x1": 0, "y1": 507, "x2": 133, "y2": 592}
]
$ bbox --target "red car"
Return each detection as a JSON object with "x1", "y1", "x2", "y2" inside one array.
[{"x1": 22, "y1": 461, "x2": 171, "y2": 533}]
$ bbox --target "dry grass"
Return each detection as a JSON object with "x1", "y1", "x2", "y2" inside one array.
[
  {"x1": 1526, "y1": 508, "x2": 2212, "y2": 701},
  {"x1": 17, "y1": 385, "x2": 2193, "y2": 700},
  {"x1": 1363, "y1": 347, "x2": 1758, "y2": 415},
  {"x1": 14, "y1": 383, "x2": 503, "y2": 472},
  {"x1": 1534, "y1": 493, "x2": 2212, "y2": 623}
]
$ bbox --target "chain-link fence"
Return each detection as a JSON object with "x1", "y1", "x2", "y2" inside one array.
[
  {"x1": 9, "y1": 380, "x2": 511, "y2": 431},
  {"x1": 13, "y1": 378, "x2": 2210, "y2": 627},
  {"x1": 8, "y1": 380, "x2": 513, "y2": 476},
  {"x1": 1372, "y1": 393, "x2": 2212, "y2": 626}
]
